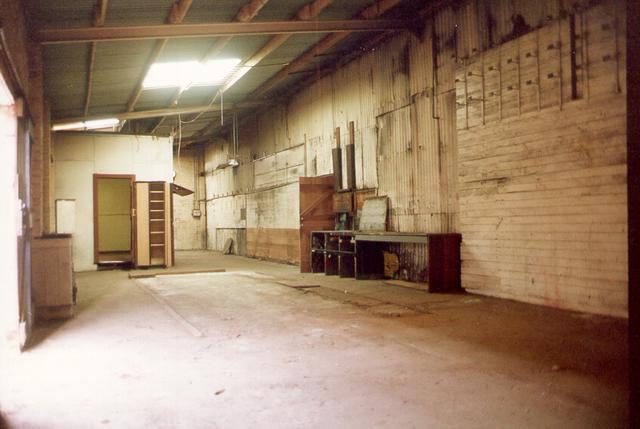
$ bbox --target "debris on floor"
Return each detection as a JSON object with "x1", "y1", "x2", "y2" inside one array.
[
  {"x1": 276, "y1": 280, "x2": 320, "y2": 289},
  {"x1": 128, "y1": 268, "x2": 226, "y2": 279}
]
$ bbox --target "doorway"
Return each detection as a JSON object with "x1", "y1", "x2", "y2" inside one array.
[{"x1": 93, "y1": 174, "x2": 135, "y2": 265}]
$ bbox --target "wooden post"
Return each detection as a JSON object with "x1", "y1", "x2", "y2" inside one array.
[
  {"x1": 628, "y1": 0, "x2": 640, "y2": 422},
  {"x1": 346, "y1": 121, "x2": 356, "y2": 190},
  {"x1": 332, "y1": 127, "x2": 342, "y2": 191}
]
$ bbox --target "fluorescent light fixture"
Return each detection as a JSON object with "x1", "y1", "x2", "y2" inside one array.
[
  {"x1": 52, "y1": 118, "x2": 119, "y2": 132},
  {"x1": 143, "y1": 59, "x2": 241, "y2": 90}
]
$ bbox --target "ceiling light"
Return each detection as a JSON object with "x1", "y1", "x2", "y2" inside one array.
[
  {"x1": 52, "y1": 118, "x2": 119, "y2": 132},
  {"x1": 143, "y1": 59, "x2": 241, "y2": 90}
]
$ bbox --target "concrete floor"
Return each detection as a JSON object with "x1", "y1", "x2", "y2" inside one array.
[{"x1": 0, "y1": 251, "x2": 628, "y2": 428}]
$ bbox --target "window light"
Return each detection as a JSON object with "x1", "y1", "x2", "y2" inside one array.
[
  {"x1": 142, "y1": 59, "x2": 241, "y2": 90},
  {"x1": 0, "y1": 73, "x2": 13, "y2": 106},
  {"x1": 52, "y1": 118, "x2": 120, "y2": 132}
]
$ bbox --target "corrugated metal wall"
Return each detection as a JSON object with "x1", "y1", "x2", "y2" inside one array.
[{"x1": 201, "y1": 0, "x2": 625, "y2": 291}]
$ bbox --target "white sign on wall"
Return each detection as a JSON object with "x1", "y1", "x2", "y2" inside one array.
[{"x1": 56, "y1": 199, "x2": 76, "y2": 234}]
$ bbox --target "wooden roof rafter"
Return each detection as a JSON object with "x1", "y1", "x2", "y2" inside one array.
[
  {"x1": 150, "y1": 0, "x2": 271, "y2": 134},
  {"x1": 152, "y1": 0, "x2": 333, "y2": 135},
  {"x1": 189, "y1": 0, "x2": 406, "y2": 142},
  {"x1": 125, "y1": 0, "x2": 194, "y2": 114}
]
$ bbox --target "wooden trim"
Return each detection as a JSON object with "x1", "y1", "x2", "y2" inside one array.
[
  {"x1": 92, "y1": 173, "x2": 135, "y2": 264},
  {"x1": 0, "y1": 29, "x2": 25, "y2": 101}
]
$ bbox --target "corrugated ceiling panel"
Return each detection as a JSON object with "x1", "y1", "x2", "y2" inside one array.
[
  {"x1": 25, "y1": 0, "x2": 94, "y2": 29},
  {"x1": 43, "y1": 44, "x2": 90, "y2": 118},
  {"x1": 99, "y1": 0, "x2": 174, "y2": 26}
]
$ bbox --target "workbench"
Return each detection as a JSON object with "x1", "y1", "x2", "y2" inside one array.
[{"x1": 310, "y1": 230, "x2": 461, "y2": 292}]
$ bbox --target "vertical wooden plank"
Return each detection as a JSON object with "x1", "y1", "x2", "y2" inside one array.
[
  {"x1": 135, "y1": 182, "x2": 149, "y2": 266},
  {"x1": 164, "y1": 181, "x2": 173, "y2": 267},
  {"x1": 628, "y1": 0, "x2": 640, "y2": 421},
  {"x1": 500, "y1": 40, "x2": 519, "y2": 119},
  {"x1": 483, "y1": 48, "x2": 500, "y2": 123},
  {"x1": 538, "y1": 22, "x2": 562, "y2": 109},
  {"x1": 518, "y1": 32, "x2": 539, "y2": 114}
]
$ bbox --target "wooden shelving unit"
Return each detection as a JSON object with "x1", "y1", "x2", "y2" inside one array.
[
  {"x1": 310, "y1": 231, "x2": 356, "y2": 278},
  {"x1": 135, "y1": 181, "x2": 173, "y2": 268}
]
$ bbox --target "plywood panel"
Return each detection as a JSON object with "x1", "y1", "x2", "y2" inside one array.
[
  {"x1": 299, "y1": 175, "x2": 335, "y2": 272},
  {"x1": 246, "y1": 228, "x2": 300, "y2": 264}
]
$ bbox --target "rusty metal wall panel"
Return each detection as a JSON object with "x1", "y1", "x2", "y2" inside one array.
[
  {"x1": 435, "y1": 6, "x2": 458, "y2": 94},
  {"x1": 438, "y1": 91, "x2": 460, "y2": 232},
  {"x1": 376, "y1": 106, "x2": 415, "y2": 232},
  {"x1": 369, "y1": 35, "x2": 411, "y2": 116},
  {"x1": 411, "y1": 93, "x2": 443, "y2": 233},
  {"x1": 408, "y1": 28, "x2": 434, "y2": 97},
  {"x1": 456, "y1": 0, "x2": 485, "y2": 59}
]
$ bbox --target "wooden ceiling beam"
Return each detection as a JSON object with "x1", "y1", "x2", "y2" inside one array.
[
  {"x1": 83, "y1": 0, "x2": 109, "y2": 116},
  {"x1": 168, "y1": 0, "x2": 193, "y2": 25},
  {"x1": 285, "y1": 0, "x2": 453, "y2": 98},
  {"x1": 93, "y1": 0, "x2": 109, "y2": 26},
  {"x1": 202, "y1": 0, "x2": 270, "y2": 59},
  {"x1": 220, "y1": 0, "x2": 332, "y2": 95},
  {"x1": 125, "y1": 0, "x2": 194, "y2": 113},
  {"x1": 36, "y1": 19, "x2": 413, "y2": 44},
  {"x1": 53, "y1": 100, "x2": 267, "y2": 126},
  {"x1": 250, "y1": 0, "x2": 406, "y2": 98}
]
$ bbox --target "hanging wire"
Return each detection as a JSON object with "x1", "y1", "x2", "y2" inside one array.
[
  {"x1": 178, "y1": 90, "x2": 221, "y2": 125},
  {"x1": 176, "y1": 113, "x2": 183, "y2": 171},
  {"x1": 220, "y1": 90, "x2": 224, "y2": 126}
]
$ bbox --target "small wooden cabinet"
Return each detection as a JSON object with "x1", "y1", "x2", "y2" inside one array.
[
  {"x1": 311, "y1": 231, "x2": 356, "y2": 277},
  {"x1": 135, "y1": 181, "x2": 173, "y2": 267},
  {"x1": 31, "y1": 234, "x2": 74, "y2": 320}
]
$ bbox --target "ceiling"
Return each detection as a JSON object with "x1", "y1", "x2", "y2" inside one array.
[{"x1": 25, "y1": 0, "x2": 429, "y2": 141}]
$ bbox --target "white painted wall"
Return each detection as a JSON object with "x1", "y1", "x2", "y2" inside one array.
[
  {"x1": 172, "y1": 149, "x2": 206, "y2": 250},
  {"x1": 0, "y1": 104, "x2": 19, "y2": 349},
  {"x1": 53, "y1": 132, "x2": 173, "y2": 271}
]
